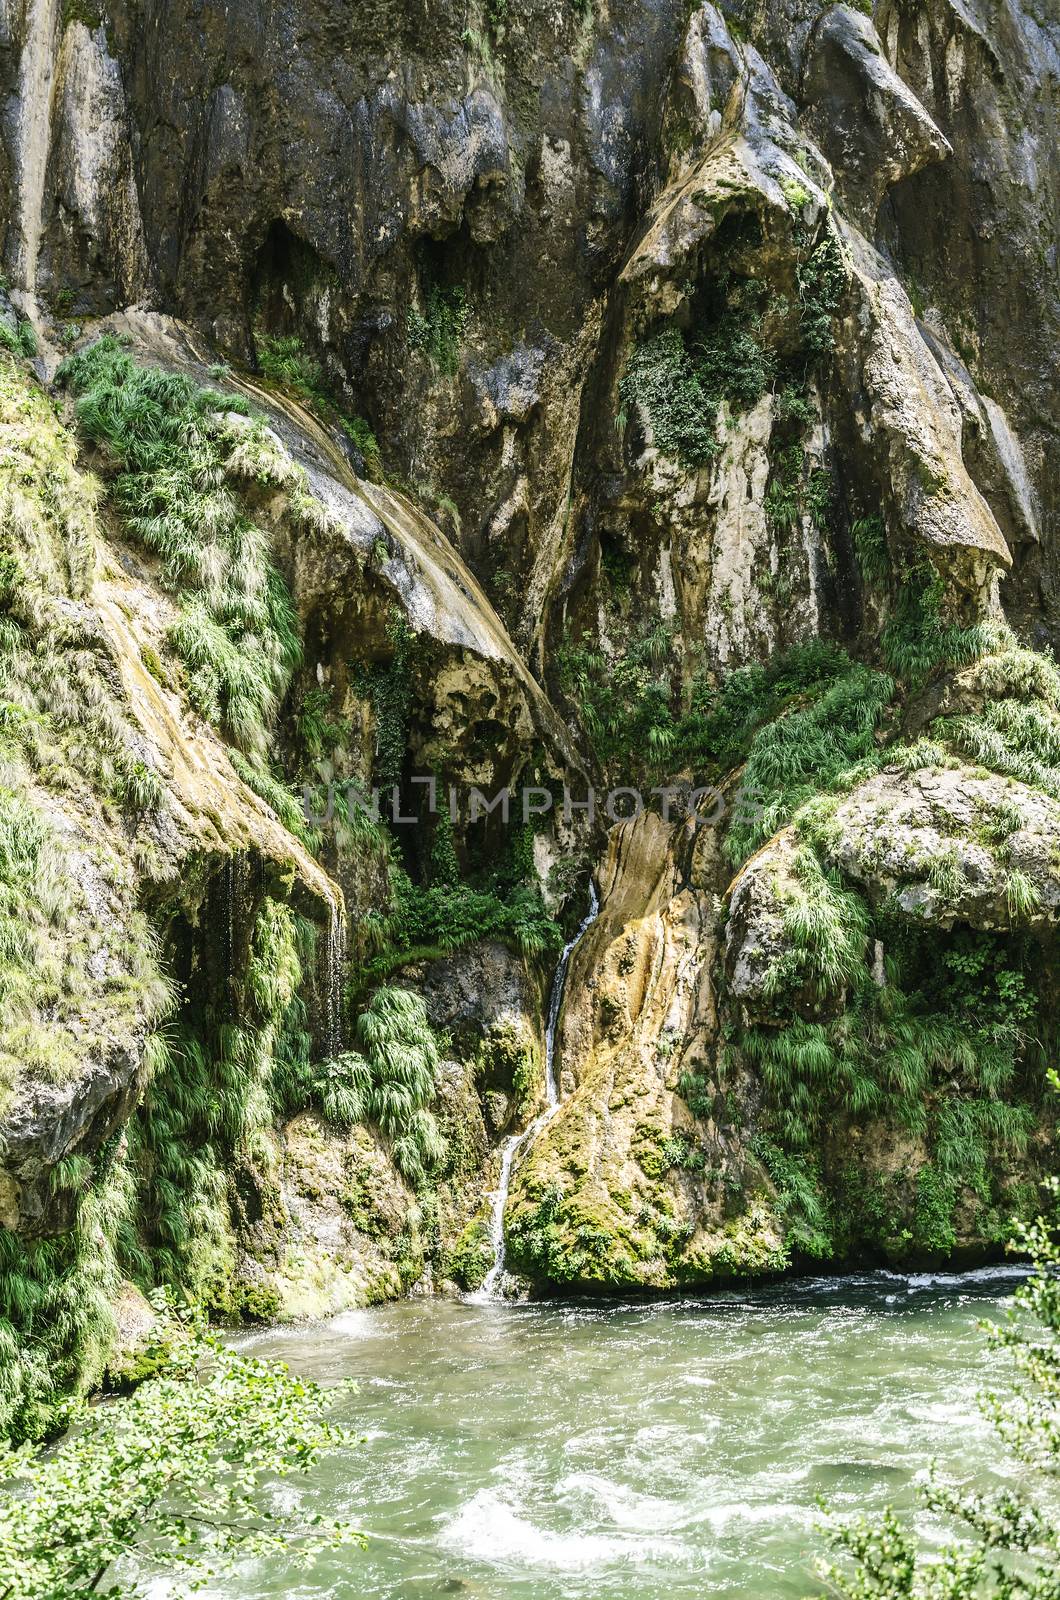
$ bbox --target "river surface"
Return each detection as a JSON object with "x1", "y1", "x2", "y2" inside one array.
[{"x1": 193, "y1": 1265, "x2": 1029, "y2": 1600}]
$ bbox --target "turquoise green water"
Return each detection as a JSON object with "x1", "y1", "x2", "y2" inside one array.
[{"x1": 214, "y1": 1268, "x2": 1024, "y2": 1600}]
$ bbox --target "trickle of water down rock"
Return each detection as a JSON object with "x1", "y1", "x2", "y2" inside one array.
[{"x1": 473, "y1": 882, "x2": 600, "y2": 1302}]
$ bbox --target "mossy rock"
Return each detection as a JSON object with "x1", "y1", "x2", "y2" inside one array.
[{"x1": 442, "y1": 1213, "x2": 494, "y2": 1291}]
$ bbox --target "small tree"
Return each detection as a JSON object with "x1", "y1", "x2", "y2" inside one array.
[
  {"x1": 0, "y1": 1298, "x2": 363, "y2": 1597},
  {"x1": 817, "y1": 1180, "x2": 1060, "y2": 1598}
]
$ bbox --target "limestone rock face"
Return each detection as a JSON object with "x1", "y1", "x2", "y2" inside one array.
[
  {"x1": 802, "y1": 4, "x2": 951, "y2": 227},
  {"x1": 0, "y1": 0, "x2": 1056, "y2": 1367},
  {"x1": 828, "y1": 766, "x2": 1060, "y2": 930},
  {"x1": 725, "y1": 830, "x2": 816, "y2": 1024},
  {"x1": 726, "y1": 764, "x2": 1060, "y2": 1026},
  {"x1": 505, "y1": 813, "x2": 787, "y2": 1290},
  {"x1": 875, "y1": 0, "x2": 1060, "y2": 632}
]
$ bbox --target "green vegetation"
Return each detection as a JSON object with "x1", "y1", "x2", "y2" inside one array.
[
  {"x1": 0, "y1": 1297, "x2": 362, "y2": 1596},
  {"x1": 444, "y1": 1216, "x2": 494, "y2": 1291},
  {"x1": 363, "y1": 857, "x2": 563, "y2": 980},
  {"x1": 407, "y1": 283, "x2": 472, "y2": 375},
  {"x1": 59, "y1": 337, "x2": 301, "y2": 756},
  {"x1": 620, "y1": 295, "x2": 774, "y2": 468},
  {"x1": 795, "y1": 231, "x2": 847, "y2": 357},
  {"x1": 619, "y1": 223, "x2": 846, "y2": 470},
  {"x1": 0, "y1": 786, "x2": 167, "y2": 1105},
  {"x1": 256, "y1": 331, "x2": 330, "y2": 408},
  {"x1": 361, "y1": 610, "x2": 416, "y2": 790},
  {"x1": 284, "y1": 987, "x2": 447, "y2": 1188},
  {"x1": 558, "y1": 622, "x2": 681, "y2": 773},
  {"x1": 851, "y1": 513, "x2": 891, "y2": 586},
  {"x1": 760, "y1": 845, "x2": 870, "y2": 1007},
  {"x1": 882, "y1": 565, "x2": 1007, "y2": 688},
  {"x1": 125, "y1": 897, "x2": 309, "y2": 1309},
  {"x1": 0, "y1": 356, "x2": 173, "y2": 1111},
  {"x1": 938, "y1": 646, "x2": 1060, "y2": 797},
  {"x1": 724, "y1": 660, "x2": 894, "y2": 863},
  {"x1": 818, "y1": 1182, "x2": 1060, "y2": 1595},
  {"x1": 751, "y1": 1137, "x2": 832, "y2": 1259},
  {"x1": 621, "y1": 325, "x2": 719, "y2": 466},
  {"x1": 559, "y1": 631, "x2": 856, "y2": 790},
  {"x1": 255, "y1": 331, "x2": 382, "y2": 476},
  {"x1": 764, "y1": 444, "x2": 832, "y2": 538},
  {"x1": 0, "y1": 313, "x2": 37, "y2": 358},
  {"x1": 0, "y1": 1152, "x2": 130, "y2": 1443},
  {"x1": 340, "y1": 413, "x2": 383, "y2": 479},
  {"x1": 739, "y1": 919, "x2": 1042, "y2": 1261}
]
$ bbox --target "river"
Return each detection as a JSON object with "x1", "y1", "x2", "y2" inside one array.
[{"x1": 203, "y1": 1265, "x2": 1025, "y2": 1599}]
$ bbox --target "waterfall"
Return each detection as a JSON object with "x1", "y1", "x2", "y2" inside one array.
[
  {"x1": 10, "y1": 0, "x2": 60, "y2": 308},
  {"x1": 324, "y1": 899, "x2": 347, "y2": 1060},
  {"x1": 223, "y1": 855, "x2": 237, "y2": 999},
  {"x1": 472, "y1": 881, "x2": 600, "y2": 1302}
]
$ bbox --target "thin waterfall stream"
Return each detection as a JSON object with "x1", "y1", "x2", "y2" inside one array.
[
  {"x1": 11, "y1": 0, "x2": 59, "y2": 316},
  {"x1": 324, "y1": 899, "x2": 347, "y2": 1061},
  {"x1": 473, "y1": 881, "x2": 600, "y2": 1300}
]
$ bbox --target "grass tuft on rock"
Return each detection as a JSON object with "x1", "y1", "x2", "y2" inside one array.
[{"x1": 59, "y1": 337, "x2": 301, "y2": 756}]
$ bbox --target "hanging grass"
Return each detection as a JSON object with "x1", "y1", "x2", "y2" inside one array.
[
  {"x1": 306, "y1": 986, "x2": 446, "y2": 1188},
  {"x1": 725, "y1": 662, "x2": 895, "y2": 865},
  {"x1": 59, "y1": 338, "x2": 302, "y2": 756}
]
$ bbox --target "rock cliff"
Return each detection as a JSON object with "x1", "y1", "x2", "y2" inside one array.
[{"x1": 0, "y1": 0, "x2": 1057, "y2": 1433}]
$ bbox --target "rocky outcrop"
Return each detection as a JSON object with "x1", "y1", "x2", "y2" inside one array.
[
  {"x1": 505, "y1": 812, "x2": 789, "y2": 1289},
  {"x1": 801, "y1": 4, "x2": 951, "y2": 227},
  {"x1": 0, "y1": 0, "x2": 1056, "y2": 1423},
  {"x1": 0, "y1": 353, "x2": 342, "y2": 1236},
  {"x1": 827, "y1": 765, "x2": 1060, "y2": 929}
]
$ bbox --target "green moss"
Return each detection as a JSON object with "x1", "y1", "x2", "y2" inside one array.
[
  {"x1": 339, "y1": 1152, "x2": 391, "y2": 1240},
  {"x1": 506, "y1": 1182, "x2": 633, "y2": 1286},
  {"x1": 443, "y1": 1215, "x2": 493, "y2": 1291},
  {"x1": 235, "y1": 1282, "x2": 283, "y2": 1323},
  {"x1": 476, "y1": 1022, "x2": 540, "y2": 1118}
]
